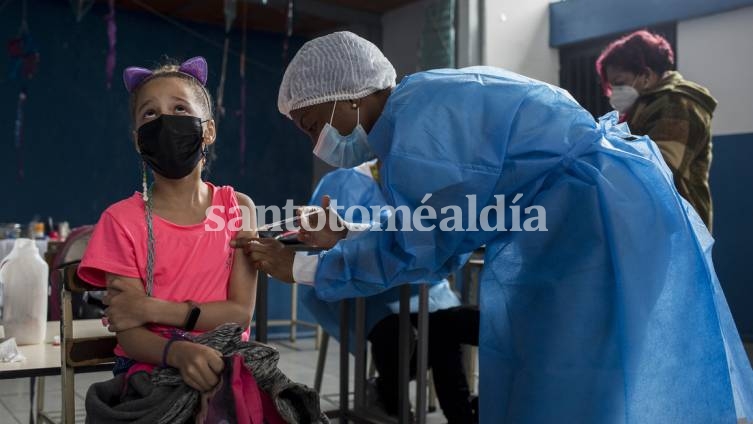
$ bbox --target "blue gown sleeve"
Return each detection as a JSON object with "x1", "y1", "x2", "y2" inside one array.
[
  {"x1": 312, "y1": 68, "x2": 554, "y2": 301},
  {"x1": 303, "y1": 165, "x2": 463, "y2": 345},
  {"x1": 309, "y1": 168, "x2": 384, "y2": 224},
  {"x1": 312, "y1": 164, "x2": 491, "y2": 300}
]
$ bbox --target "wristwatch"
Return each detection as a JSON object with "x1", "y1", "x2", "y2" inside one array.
[{"x1": 183, "y1": 301, "x2": 201, "y2": 331}]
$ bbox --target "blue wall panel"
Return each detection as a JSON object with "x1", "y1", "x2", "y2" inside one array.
[
  {"x1": 1, "y1": 0, "x2": 312, "y2": 227},
  {"x1": 710, "y1": 133, "x2": 753, "y2": 340},
  {"x1": 1, "y1": 1, "x2": 317, "y2": 337},
  {"x1": 550, "y1": 0, "x2": 753, "y2": 47}
]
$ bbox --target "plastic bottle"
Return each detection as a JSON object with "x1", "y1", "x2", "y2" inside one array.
[
  {"x1": 33, "y1": 222, "x2": 45, "y2": 239},
  {"x1": 0, "y1": 238, "x2": 48, "y2": 345}
]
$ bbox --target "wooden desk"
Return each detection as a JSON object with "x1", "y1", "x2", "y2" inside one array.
[{"x1": 0, "y1": 320, "x2": 113, "y2": 380}]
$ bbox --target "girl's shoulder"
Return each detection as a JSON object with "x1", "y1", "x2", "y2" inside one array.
[
  {"x1": 99, "y1": 192, "x2": 148, "y2": 227},
  {"x1": 207, "y1": 182, "x2": 254, "y2": 209},
  {"x1": 207, "y1": 182, "x2": 239, "y2": 208}
]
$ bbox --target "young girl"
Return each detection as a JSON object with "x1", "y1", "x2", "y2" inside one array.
[{"x1": 78, "y1": 56, "x2": 258, "y2": 392}]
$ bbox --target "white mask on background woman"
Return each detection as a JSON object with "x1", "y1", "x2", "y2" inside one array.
[{"x1": 609, "y1": 85, "x2": 640, "y2": 113}]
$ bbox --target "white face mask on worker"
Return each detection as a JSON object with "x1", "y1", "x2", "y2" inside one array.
[
  {"x1": 313, "y1": 102, "x2": 375, "y2": 168},
  {"x1": 609, "y1": 85, "x2": 640, "y2": 113}
]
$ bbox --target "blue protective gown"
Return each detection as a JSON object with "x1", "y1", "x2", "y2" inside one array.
[
  {"x1": 311, "y1": 67, "x2": 753, "y2": 423},
  {"x1": 299, "y1": 162, "x2": 461, "y2": 353}
]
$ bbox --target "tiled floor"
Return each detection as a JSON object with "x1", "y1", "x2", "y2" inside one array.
[
  {"x1": 3, "y1": 341, "x2": 751, "y2": 423},
  {"x1": 0, "y1": 337, "x2": 449, "y2": 423}
]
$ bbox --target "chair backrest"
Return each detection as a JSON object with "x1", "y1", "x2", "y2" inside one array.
[
  {"x1": 58, "y1": 260, "x2": 116, "y2": 423},
  {"x1": 59, "y1": 229, "x2": 93, "y2": 265},
  {"x1": 52, "y1": 225, "x2": 94, "y2": 268},
  {"x1": 59, "y1": 261, "x2": 116, "y2": 366},
  {"x1": 48, "y1": 226, "x2": 93, "y2": 320}
]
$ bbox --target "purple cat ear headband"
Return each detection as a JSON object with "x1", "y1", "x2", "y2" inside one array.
[{"x1": 123, "y1": 56, "x2": 208, "y2": 93}]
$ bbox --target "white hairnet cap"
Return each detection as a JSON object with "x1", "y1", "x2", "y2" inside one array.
[{"x1": 277, "y1": 31, "x2": 397, "y2": 118}]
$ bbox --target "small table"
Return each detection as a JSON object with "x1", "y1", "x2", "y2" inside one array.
[
  {"x1": 0, "y1": 320, "x2": 112, "y2": 379},
  {"x1": 0, "y1": 320, "x2": 113, "y2": 424}
]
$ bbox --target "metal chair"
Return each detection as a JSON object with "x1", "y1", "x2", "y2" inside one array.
[
  {"x1": 263, "y1": 281, "x2": 321, "y2": 344},
  {"x1": 460, "y1": 254, "x2": 484, "y2": 392},
  {"x1": 315, "y1": 331, "x2": 440, "y2": 415},
  {"x1": 48, "y1": 226, "x2": 96, "y2": 322}
]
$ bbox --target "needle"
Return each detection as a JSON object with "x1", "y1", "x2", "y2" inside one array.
[{"x1": 256, "y1": 209, "x2": 320, "y2": 232}]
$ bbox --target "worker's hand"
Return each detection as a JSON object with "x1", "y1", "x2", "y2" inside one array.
[
  {"x1": 230, "y1": 237, "x2": 296, "y2": 283},
  {"x1": 167, "y1": 341, "x2": 224, "y2": 392},
  {"x1": 103, "y1": 278, "x2": 149, "y2": 332},
  {"x1": 298, "y1": 195, "x2": 348, "y2": 249}
]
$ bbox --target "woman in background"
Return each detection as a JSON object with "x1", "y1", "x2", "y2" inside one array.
[{"x1": 597, "y1": 30, "x2": 717, "y2": 229}]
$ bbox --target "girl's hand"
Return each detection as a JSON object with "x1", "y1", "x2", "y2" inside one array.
[
  {"x1": 103, "y1": 278, "x2": 150, "y2": 332},
  {"x1": 298, "y1": 195, "x2": 348, "y2": 249},
  {"x1": 167, "y1": 341, "x2": 224, "y2": 392}
]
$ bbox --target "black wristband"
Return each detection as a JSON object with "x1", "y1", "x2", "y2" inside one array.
[{"x1": 183, "y1": 301, "x2": 201, "y2": 331}]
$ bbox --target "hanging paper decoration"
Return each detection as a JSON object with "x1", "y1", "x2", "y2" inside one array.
[
  {"x1": 104, "y1": 0, "x2": 117, "y2": 89},
  {"x1": 238, "y1": 1, "x2": 248, "y2": 176},
  {"x1": 70, "y1": 0, "x2": 95, "y2": 23},
  {"x1": 281, "y1": 0, "x2": 294, "y2": 64},
  {"x1": 216, "y1": 39, "x2": 230, "y2": 125},
  {"x1": 8, "y1": 0, "x2": 36, "y2": 181},
  {"x1": 14, "y1": 89, "x2": 27, "y2": 180},
  {"x1": 7, "y1": 34, "x2": 39, "y2": 80},
  {"x1": 6, "y1": 0, "x2": 38, "y2": 80},
  {"x1": 216, "y1": 0, "x2": 237, "y2": 125},
  {"x1": 223, "y1": 0, "x2": 238, "y2": 33}
]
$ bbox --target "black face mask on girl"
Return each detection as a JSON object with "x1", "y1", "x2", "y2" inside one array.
[{"x1": 137, "y1": 115, "x2": 206, "y2": 179}]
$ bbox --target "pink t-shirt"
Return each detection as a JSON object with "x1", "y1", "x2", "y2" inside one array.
[{"x1": 79, "y1": 182, "x2": 245, "y2": 357}]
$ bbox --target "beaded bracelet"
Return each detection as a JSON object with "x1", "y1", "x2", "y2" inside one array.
[{"x1": 161, "y1": 338, "x2": 179, "y2": 368}]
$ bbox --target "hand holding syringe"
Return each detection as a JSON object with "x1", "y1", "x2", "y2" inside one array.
[
  {"x1": 255, "y1": 210, "x2": 317, "y2": 240},
  {"x1": 230, "y1": 196, "x2": 347, "y2": 282},
  {"x1": 298, "y1": 196, "x2": 348, "y2": 249},
  {"x1": 257, "y1": 195, "x2": 347, "y2": 249}
]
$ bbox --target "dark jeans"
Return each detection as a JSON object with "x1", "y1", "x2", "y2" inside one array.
[{"x1": 368, "y1": 305, "x2": 480, "y2": 424}]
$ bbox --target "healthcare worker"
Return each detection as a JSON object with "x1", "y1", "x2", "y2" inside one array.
[
  {"x1": 236, "y1": 31, "x2": 753, "y2": 423},
  {"x1": 300, "y1": 159, "x2": 480, "y2": 423}
]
